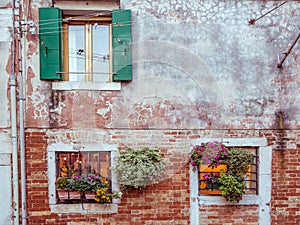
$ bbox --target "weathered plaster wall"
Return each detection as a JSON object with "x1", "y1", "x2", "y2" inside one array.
[
  {"x1": 0, "y1": 4, "x2": 12, "y2": 128},
  {"x1": 120, "y1": 0, "x2": 300, "y2": 130},
  {"x1": 24, "y1": 0, "x2": 300, "y2": 131}
]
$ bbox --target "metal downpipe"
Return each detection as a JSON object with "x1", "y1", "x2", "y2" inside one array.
[
  {"x1": 19, "y1": 0, "x2": 27, "y2": 222},
  {"x1": 15, "y1": 0, "x2": 27, "y2": 223}
]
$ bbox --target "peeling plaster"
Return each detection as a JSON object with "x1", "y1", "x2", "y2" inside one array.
[
  {"x1": 27, "y1": 84, "x2": 51, "y2": 119},
  {"x1": 96, "y1": 101, "x2": 112, "y2": 118},
  {"x1": 0, "y1": 42, "x2": 11, "y2": 128}
]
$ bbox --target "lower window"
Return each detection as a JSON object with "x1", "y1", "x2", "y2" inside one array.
[
  {"x1": 47, "y1": 143, "x2": 119, "y2": 214},
  {"x1": 56, "y1": 151, "x2": 111, "y2": 204}
]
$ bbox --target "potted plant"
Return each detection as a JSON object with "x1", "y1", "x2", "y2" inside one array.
[
  {"x1": 113, "y1": 146, "x2": 165, "y2": 191},
  {"x1": 226, "y1": 148, "x2": 254, "y2": 175},
  {"x1": 218, "y1": 172, "x2": 245, "y2": 202}
]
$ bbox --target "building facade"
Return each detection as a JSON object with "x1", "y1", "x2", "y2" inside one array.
[{"x1": 0, "y1": 0, "x2": 299, "y2": 224}]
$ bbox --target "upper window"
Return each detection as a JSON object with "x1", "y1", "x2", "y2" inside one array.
[{"x1": 39, "y1": 8, "x2": 132, "y2": 83}]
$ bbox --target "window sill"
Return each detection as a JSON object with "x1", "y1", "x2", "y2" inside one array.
[
  {"x1": 49, "y1": 203, "x2": 118, "y2": 215},
  {"x1": 52, "y1": 81, "x2": 121, "y2": 91},
  {"x1": 198, "y1": 195, "x2": 259, "y2": 206}
]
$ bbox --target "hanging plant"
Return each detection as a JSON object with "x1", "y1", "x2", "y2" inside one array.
[
  {"x1": 190, "y1": 142, "x2": 254, "y2": 203},
  {"x1": 113, "y1": 146, "x2": 165, "y2": 191}
]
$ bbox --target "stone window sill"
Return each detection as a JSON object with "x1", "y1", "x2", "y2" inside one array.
[
  {"x1": 52, "y1": 81, "x2": 121, "y2": 91},
  {"x1": 50, "y1": 203, "x2": 118, "y2": 215},
  {"x1": 199, "y1": 195, "x2": 259, "y2": 206}
]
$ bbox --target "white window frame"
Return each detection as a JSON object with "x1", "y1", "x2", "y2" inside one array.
[
  {"x1": 190, "y1": 138, "x2": 272, "y2": 225},
  {"x1": 47, "y1": 143, "x2": 120, "y2": 214},
  {"x1": 51, "y1": 1, "x2": 121, "y2": 91}
]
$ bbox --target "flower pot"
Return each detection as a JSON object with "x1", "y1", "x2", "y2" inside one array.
[
  {"x1": 57, "y1": 189, "x2": 69, "y2": 201},
  {"x1": 84, "y1": 192, "x2": 95, "y2": 200},
  {"x1": 69, "y1": 191, "x2": 82, "y2": 199}
]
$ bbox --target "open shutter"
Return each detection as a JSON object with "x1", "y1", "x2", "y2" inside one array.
[
  {"x1": 39, "y1": 8, "x2": 63, "y2": 80},
  {"x1": 112, "y1": 9, "x2": 132, "y2": 81}
]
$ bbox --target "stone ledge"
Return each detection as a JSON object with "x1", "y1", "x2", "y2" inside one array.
[
  {"x1": 198, "y1": 195, "x2": 259, "y2": 206},
  {"x1": 50, "y1": 203, "x2": 118, "y2": 215},
  {"x1": 52, "y1": 81, "x2": 121, "y2": 91}
]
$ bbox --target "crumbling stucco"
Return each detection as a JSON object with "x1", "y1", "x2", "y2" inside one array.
[{"x1": 18, "y1": 0, "x2": 300, "y2": 130}]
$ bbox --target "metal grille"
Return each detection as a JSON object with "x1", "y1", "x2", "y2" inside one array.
[
  {"x1": 198, "y1": 147, "x2": 258, "y2": 195},
  {"x1": 56, "y1": 151, "x2": 111, "y2": 188}
]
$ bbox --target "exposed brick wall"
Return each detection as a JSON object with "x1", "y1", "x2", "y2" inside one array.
[
  {"x1": 24, "y1": 129, "x2": 300, "y2": 225},
  {"x1": 199, "y1": 205, "x2": 258, "y2": 225},
  {"x1": 25, "y1": 131, "x2": 50, "y2": 223},
  {"x1": 271, "y1": 144, "x2": 300, "y2": 225}
]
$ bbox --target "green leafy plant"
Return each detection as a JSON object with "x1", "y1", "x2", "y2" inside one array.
[
  {"x1": 113, "y1": 147, "x2": 165, "y2": 191},
  {"x1": 56, "y1": 177, "x2": 69, "y2": 190},
  {"x1": 218, "y1": 148, "x2": 254, "y2": 202},
  {"x1": 218, "y1": 172, "x2": 245, "y2": 202},
  {"x1": 226, "y1": 148, "x2": 254, "y2": 175}
]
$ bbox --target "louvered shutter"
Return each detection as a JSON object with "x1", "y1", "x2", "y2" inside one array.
[
  {"x1": 39, "y1": 8, "x2": 63, "y2": 80},
  {"x1": 112, "y1": 9, "x2": 132, "y2": 81}
]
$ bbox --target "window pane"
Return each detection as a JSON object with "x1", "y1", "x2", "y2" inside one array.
[
  {"x1": 92, "y1": 25, "x2": 109, "y2": 82},
  {"x1": 68, "y1": 25, "x2": 85, "y2": 81},
  {"x1": 56, "y1": 152, "x2": 111, "y2": 179}
]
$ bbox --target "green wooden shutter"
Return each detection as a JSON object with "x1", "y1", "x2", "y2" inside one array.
[
  {"x1": 112, "y1": 9, "x2": 132, "y2": 81},
  {"x1": 39, "y1": 8, "x2": 63, "y2": 80}
]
